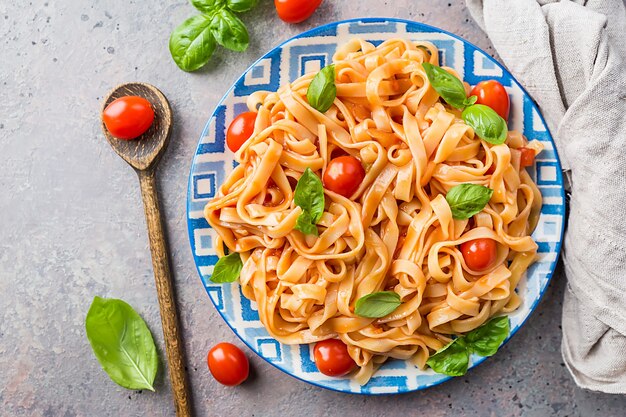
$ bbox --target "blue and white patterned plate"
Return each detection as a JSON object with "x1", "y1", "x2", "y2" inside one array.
[{"x1": 187, "y1": 18, "x2": 565, "y2": 395}]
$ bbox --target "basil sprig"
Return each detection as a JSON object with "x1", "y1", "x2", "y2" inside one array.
[
  {"x1": 169, "y1": 0, "x2": 258, "y2": 72},
  {"x1": 427, "y1": 316, "x2": 510, "y2": 376},
  {"x1": 445, "y1": 183, "x2": 493, "y2": 220},
  {"x1": 422, "y1": 62, "x2": 477, "y2": 109},
  {"x1": 462, "y1": 104, "x2": 508, "y2": 144},
  {"x1": 355, "y1": 291, "x2": 401, "y2": 318},
  {"x1": 307, "y1": 65, "x2": 337, "y2": 113},
  {"x1": 294, "y1": 168, "x2": 325, "y2": 236},
  {"x1": 210, "y1": 251, "x2": 243, "y2": 283},
  {"x1": 85, "y1": 297, "x2": 159, "y2": 391}
]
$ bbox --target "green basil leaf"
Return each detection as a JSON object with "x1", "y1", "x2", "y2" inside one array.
[
  {"x1": 169, "y1": 15, "x2": 216, "y2": 72},
  {"x1": 190, "y1": 0, "x2": 224, "y2": 14},
  {"x1": 294, "y1": 167, "x2": 325, "y2": 236},
  {"x1": 354, "y1": 291, "x2": 401, "y2": 318},
  {"x1": 462, "y1": 104, "x2": 508, "y2": 144},
  {"x1": 295, "y1": 211, "x2": 318, "y2": 236},
  {"x1": 426, "y1": 338, "x2": 470, "y2": 376},
  {"x1": 85, "y1": 297, "x2": 158, "y2": 391},
  {"x1": 465, "y1": 95, "x2": 478, "y2": 106},
  {"x1": 210, "y1": 8, "x2": 249, "y2": 52},
  {"x1": 306, "y1": 65, "x2": 337, "y2": 113},
  {"x1": 445, "y1": 183, "x2": 493, "y2": 220},
  {"x1": 465, "y1": 316, "x2": 510, "y2": 357},
  {"x1": 422, "y1": 62, "x2": 469, "y2": 109},
  {"x1": 210, "y1": 252, "x2": 243, "y2": 283},
  {"x1": 226, "y1": 0, "x2": 258, "y2": 12}
]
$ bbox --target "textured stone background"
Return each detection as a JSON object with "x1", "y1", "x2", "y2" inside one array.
[{"x1": 1, "y1": 0, "x2": 625, "y2": 416}]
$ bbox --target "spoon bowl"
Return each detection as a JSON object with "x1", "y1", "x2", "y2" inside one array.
[{"x1": 101, "y1": 82, "x2": 172, "y2": 171}]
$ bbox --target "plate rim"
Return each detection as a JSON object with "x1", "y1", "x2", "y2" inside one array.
[{"x1": 186, "y1": 17, "x2": 566, "y2": 395}]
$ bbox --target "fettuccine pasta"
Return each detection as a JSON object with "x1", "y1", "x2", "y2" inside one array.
[{"x1": 205, "y1": 38, "x2": 542, "y2": 384}]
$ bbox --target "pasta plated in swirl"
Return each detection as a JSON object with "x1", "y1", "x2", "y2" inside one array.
[{"x1": 204, "y1": 38, "x2": 544, "y2": 384}]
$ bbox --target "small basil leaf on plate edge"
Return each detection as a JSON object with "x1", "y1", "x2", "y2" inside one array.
[{"x1": 211, "y1": 252, "x2": 243, "y2": 283}]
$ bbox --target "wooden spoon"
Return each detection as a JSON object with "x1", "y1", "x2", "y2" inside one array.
[{"x1": 101, "y1": 82, "x2": 192, "y2": 417}]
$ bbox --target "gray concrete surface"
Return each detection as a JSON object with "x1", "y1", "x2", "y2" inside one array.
[{"x1": 1, "y1": 0, "x2": 625, "y2": 416}]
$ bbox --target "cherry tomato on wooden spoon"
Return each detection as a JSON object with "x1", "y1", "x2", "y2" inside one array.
[
  {"x1": 470, "y1": 80, "x2": 510, "y2": 121},
  {"x1": 274, "y1": 0, "x2": 323, "y2": 23},
  {"x1": 314, "y1": 339, "x2": 356, "y2": 377},
  {"x1": 460, "y1": 238, "x2": 498, "y2": 272},
  {"x1": 323, "y1": 156, "x2": 366, "y2": 198},
  {"x1": 519, "y1": 147, "x2": 536, "y2": 168},
  {"x1": 207, "y1": 342, "x2": 249, "y2": 386},
  {"x1": 102, "y1": 96, "x2": 154, "y2": 140},
  {"x1": 226, "y1": 111, "x2": 257, "y2": 152}
]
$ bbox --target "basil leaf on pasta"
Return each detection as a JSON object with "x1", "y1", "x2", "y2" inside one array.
[
  {"x1": 422, "y1": 62, "x2": 474, "y2": 109},
  {"x1": 462, "y1": 104, "x2": 508, "y2": 144},
  {"x1": 446, "y1": 183, "x2": 493, "y2": 220},
  {"x1": 355, "y1": 291, "x2": 401, "y2": 318},
  {"x1": 85, "y1": 297, "x2": 158, "y2": 391},
  {"x1": 211, "y1": 252, "x2": 243, "y2": 283},
  {"x1": 465, "y1": 316, "x2": 510, "y2": 357},
  {"x1": 294, "y1": 168, "x2": 325, "y2": 236},
  {"x1": 426, "y1": 339, "x2": 470, "y2": 377},
  {"x1": 427, "y1": 317, "x2": 510, "y2": 376},
  {"x1": 307, "y1": 65, "x2": 337, "y2": 113}
]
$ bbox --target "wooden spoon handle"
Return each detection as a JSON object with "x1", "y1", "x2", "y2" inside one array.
[{"x1": 138, "y1": 169, "x2": 192, "y2": 417}]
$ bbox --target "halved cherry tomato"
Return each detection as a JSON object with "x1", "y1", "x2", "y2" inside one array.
[
  {"x1": 207, "y1": 343, "x2": 249, "y2": 386},
  {"x1": 519, "y1": 147, "x2": 535, "y2": 168},
  {"x1": 470, "y1": 80, "x2": 510, "y2": 121},
  {"x1": 323, "y1": 156, "x2": 365, "y2": 198},
  {"x1": 226, "y1": 111, "x2": 257, "y2": 152},
  {"x1": 274, "y1": 0, "x2": 323, "y2": 23},
  {"x1": 102, "y1": 96, "x2": 154, "y2": 140},
  {"x1": 313, "y1": 339, "x2": 356, "y2": 377},
  {"x1": 460, "y1": 238, "x2": 498, "y2": 271}
]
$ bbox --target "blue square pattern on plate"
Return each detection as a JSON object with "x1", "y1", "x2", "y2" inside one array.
[{"x1": 186, "y1": 18, "x2": 565, "y2": 395}]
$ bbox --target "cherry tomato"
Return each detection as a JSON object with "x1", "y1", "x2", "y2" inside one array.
[
  {"x1": 323, "y1": 156, "x2": 366, "y2": 198},
  {"x1": 313, "y1": 339, "x2": 356, "y2": 377},
  {"x1": 102, "y1": 96, "x2": 154, "y2": 140},
  {"x1": 274, "y1": 0, "x2": 323, "y2": 23},
  {"x1": 207, "y1": 343, "x2": 249, "y2": 386},
  {"x1": 470, "y1": 80, "x2": 510, "y2": 121},
  {"x1": 226, "y1": 111, "x2": 257, "y2": 152},
  {"x1": 460, "y1": 238, "x2": 498, "y2": 271},
  {"x1": 519, "y1": 147, "x2": 535, "y2": 168}
]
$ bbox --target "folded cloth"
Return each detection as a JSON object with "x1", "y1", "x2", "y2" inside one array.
[{"x1": 466, "y1": 0, "x2": 626, "y2": 394}]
